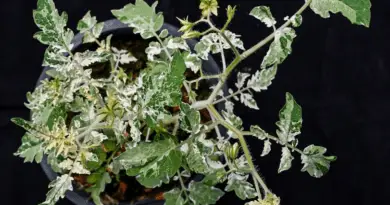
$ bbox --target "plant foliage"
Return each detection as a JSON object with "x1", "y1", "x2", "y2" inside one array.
[{"x1": 13, "y1": 0, "x2": 371, "y2": 204}]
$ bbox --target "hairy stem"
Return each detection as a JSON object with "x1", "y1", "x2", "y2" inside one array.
[
  {"x1": 207, "y1": 105, "x2": 271, "y2": 194},
  {"x1": 177, "y1": 171, "x2": 189, "y2": 199}
]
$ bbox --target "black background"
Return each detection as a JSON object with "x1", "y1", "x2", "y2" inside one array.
[{"x1": 1, "y1": 0, "x2": 389, "y2": 205}]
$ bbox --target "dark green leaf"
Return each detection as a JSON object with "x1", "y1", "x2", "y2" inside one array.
[
  {"x1": 309, "y1": 0, "x2": 371, "y2": 27},
  {"x1": 276, "y1": 92, "x2": 302, "y2": 145},
  {"x1": 86, "y1": 172, "x2": 112, "y2": 205},
  {"x1": 136, "y1": 149, "x2": 182, "y2": 188},
  {"x1": 164, "y1": 188, "x2": 185, "y2": 205},
  {"x1": 188, "y1": 181, "x2": 224, "y2": 205},
  {"x1": 180, "y1": 102, "x2": 201, "y2": 132},
  {"x1": 114, "y1": 139, "x2": 176, "y2": 170}
]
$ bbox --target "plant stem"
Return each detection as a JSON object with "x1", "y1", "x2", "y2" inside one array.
[
  {"x1": 241, "y1": 0, "x2": 312, "y2": 60},
  {"x1": 253, "y1": 175, "x2": 262, "y2": 199},
  {"x1": 213, "y1": 87, "x2": 251, "y2": 105},
  {"x1": 154, "y1": 32, "x2": 173, "y2": 61},
  {"x1": 177, "y1": 171, "x2": 189, "y2": 199},
  {"x1": 242, "y1": 131, "x2": 305, "y2": 155},
  {"x1": 193, "y1": 0, "x2": 313, "y2": 110},
  {"x1": 207, "y1": 105, "x2": 270, "y2": 194}
]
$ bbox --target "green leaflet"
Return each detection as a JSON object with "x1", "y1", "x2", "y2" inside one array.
[
  {"x1": 186, "y1": 143, "x2": 209, "y2": 174},
  {"x1": 225, "y1": 173, "x2": 257, "y2": 200},
  {"x1": 112, "y1": 0, "x2": 164, "y2": 39},
  {"x1": 180, "y1": 103, "x2": 201, "y2": 132},
  {"x1": 249, "y1": 6, "x2": 276, "y2": 28},
  {"x1": 247, "y1": 60, "x2": 278, "y2": 92},
  {"x1": 14, "y1": 134, "x2": 44, "y2": 163},
  {"x1": 145, "y1": 52, "x2": 186, "y2": 108},
  {"x1": 40, "y1": 174, "x2": 73, "y2": 205},
  {"x1": 77, "y1": 11, "x2": 104, "y2": 43},
  {"x1": 278, "y1": 147, "x2": 294, "y2": 173},
  {"x1": 164, "y1": 188, "x2": 185, "y2": 205},
  {"x1": 114, "y1": 139, "x2": 176, "y2": 170},
  {"x1": 33, "y1": 0, "x2": 74, "y2": 51},
  {"x1": 73, "y1": 50, "x2": 111, "y2": 67},
  {"x1": 201, "y1": 168, "x2": 227, "y2": 186},
  {"x1": 43, "y1": 46, "x2": 71, "y2": 69},
  {"x1": 261, "y1": 27, "x2": 296, "y2": 68},
  {"x1": 301, "y1": 145, "x2": 337, "y2": 178},
  {"x1": 188, "y1": 181, "x2": 224, "y2": 205},
  {"x1": 136, "y1": 149, "x2": 182, "y2": 188},
  {"x1": 77, "y1": 11, "x2": 97, "y2": 33},
  {"x1": 250, "y1": 125, "x2": 268, "y2": 140},
  {"x1": 309, "y1": 0, "x2": 371, "y2": 27},
  {"x1": 86, "y1": 171, "x2": 112, "y2": 205},
  {"x1": 39, "y1": 104, "x2": 67, "y2": 130},
  {"x1": 275, "y1": 92, "x2": 302, "y2": 145}
]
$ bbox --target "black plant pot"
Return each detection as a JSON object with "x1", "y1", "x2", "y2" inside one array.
[{"x1": 36, "y1": 19, "x2": 224, "y2": 205}]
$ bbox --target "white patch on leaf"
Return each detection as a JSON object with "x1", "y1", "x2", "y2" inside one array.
[{"x1": 278, "y1": 146, "x2": 294, "y2": 173}]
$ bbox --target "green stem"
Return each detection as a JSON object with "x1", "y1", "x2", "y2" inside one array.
[
  {"x1": 207, "y1": 105, "x2": 271, "y2": 194},
  {"x1": 193, "y1": 0, "x2": 313, "y2": 111},
  {"x1": 241, "y1": 0, "x2": 312, "y2": 60},
  {"x1": 242, "y1": 131, "x2": 305, "y2": 155},
  {"x1": 177, "y1": 171, "x2": 189, "y2": 199},
  {"x1": 253, "y1": 175, "x2": 262, "y2": 199}
]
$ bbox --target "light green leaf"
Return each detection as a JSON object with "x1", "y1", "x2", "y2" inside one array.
[
  {"x1": 236, "y1": 72, "x2": 250, "y2": 89},
  {"x1": 77, "y1": 11, "x2": 97, "y2": 33},
  {"x1": 240, "y1": 93, "x2": 259, "y2": 110},
  {"x1": 74, "y1": 50, "x2": 111, "y2": 67},
  {"x1": 180, "y1": 103, "x2": 201, "y2": 132},
  {"x1": 188, "y1": 181, "x2": 224, "y2": 205},
  {"x1": 159, "y1": 29, "x2": 169, "y2": 38},
  {"x1": 40, "y1": 174, "x2": 73, "y2": 205},
  {"x1": 278, "y1": 146, "x2": 294, "y2": 173},
  {"x1": 250, "y1": 6, "x2": 277, "y2": 28},
  {"x1": 136, "y1": 149, "x2": 182, "y2": 188},
  {"x1": 86, "y1": 172, "x2": 112, "y2": 205},
  {"x1": 261, "y1": 140, "x2": 272, "y2": 157},
  {"x1": 276, "y1": 92, "x2": 302, "y2": 145},
  {"x1": 247, "y1": 65, "x2": 278, "y2": 92},
  {"x1": 114, "y1": 139, "x2": 176, "y2": 170},
  {"x1": 301, "y1": 145, "x2": 337, "y2": 178},
  {"x1": 164, "y1": 188, "x2": 185, "y2": 205},
  {"x1": 186, "y1": 143, "x2": 209, "y2": 174},
  {"x1": 309, "y1": 0, "x2": 371, "y2": 27},
  {"x1": 83, "y1": 131, "x2": 108, "y2": 147},
  {"x1": 250, "y1": 125, "x2": 269, "y2": 140},
  {"x1": 202, "y1": 168, "x2": 227, "y2": 186},
  {"x1": 183, "y1": 52, "x2": 202, "y2": 73},
  {"x1": 247, "y1": 193, "x2": 280, "y2": 205},
  {"x1": 112, "y1": 0, "x2": 164, "y2": 39},
  {"x1": 225, "y1": 173, "x2": 257, "y2": 200},
  {"x1": 262, "y1": 27, "x2": 296, "y2": 68},
  {"x1": 14, "y1": 134, "x2": 44, "y2": 163}
]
